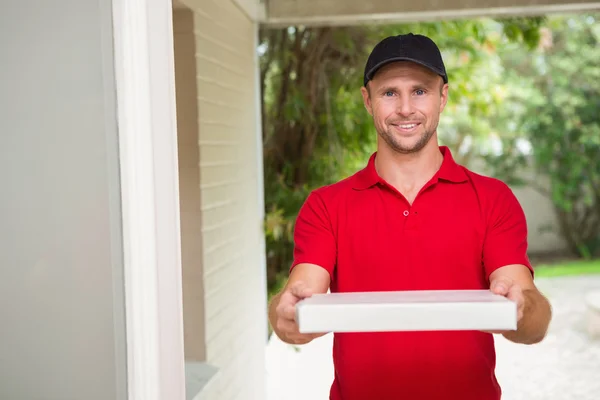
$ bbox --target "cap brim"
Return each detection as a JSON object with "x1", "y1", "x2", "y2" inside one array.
[{"x1": 365, "y1": 57, "x2": 448, "y2": 85}]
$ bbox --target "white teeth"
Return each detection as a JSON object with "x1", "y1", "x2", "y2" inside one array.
[{"x1": 399, "y1": 124, "x2": 416, "y2": 129}]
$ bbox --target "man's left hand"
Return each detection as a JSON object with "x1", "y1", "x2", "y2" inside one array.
[{"x1": 486, "y1": 264, "x2": 552, "y2": 343}]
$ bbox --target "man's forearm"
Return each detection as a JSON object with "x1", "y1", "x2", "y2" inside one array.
[{"x1": 503, "y1": 289, "x2": 552, "y2": 344}]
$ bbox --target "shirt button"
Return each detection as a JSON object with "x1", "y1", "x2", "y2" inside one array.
[{"x1": 403, "y1": 210, "x2": 409, "y2": 217}]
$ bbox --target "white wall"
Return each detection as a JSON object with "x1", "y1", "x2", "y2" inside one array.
[
  {"x1": 468, "y1": 159, "x2": 568, "y2": 255},
  {"x1": 177, "y1": 0, "x2": 268, "y2": 399},
  {"x1": 511, "y1": 184, "x2": 567, "y2": 255},
  {"x1": 174, "y1": 7, "x2": 207, "y2": 364},
  {"x1": 0, "y1": 1, "x2": 127, "y2": 399}
]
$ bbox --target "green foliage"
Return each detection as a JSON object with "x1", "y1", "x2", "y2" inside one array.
[
  {"x1": 487, "y1": 13, "x2": 600, "y2": 258},
  {"x1": 497, "y1": 16, "x2": 545, "y2": 48}
]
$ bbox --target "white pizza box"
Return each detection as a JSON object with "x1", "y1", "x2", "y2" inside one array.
[{"x1": 296, "y1": 289, "x2": 517, "y2": 333}]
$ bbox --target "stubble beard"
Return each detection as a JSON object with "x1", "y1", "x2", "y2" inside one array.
[{"x1": 378, "y1": 124, "x2": 435, "y2": 154}]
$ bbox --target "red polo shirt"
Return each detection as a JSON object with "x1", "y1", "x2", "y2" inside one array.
[{"x1": 291, "y1": 146, "x2": 533, "y2": 400}]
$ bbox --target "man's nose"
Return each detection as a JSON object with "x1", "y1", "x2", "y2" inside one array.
[{"x1": 395, "y1": 98, "x2": 414, "y2": 117}]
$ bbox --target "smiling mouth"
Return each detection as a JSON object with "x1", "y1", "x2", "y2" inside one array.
[{"x1": 392, "y1": 122, "x2": 421, "y2": 132}]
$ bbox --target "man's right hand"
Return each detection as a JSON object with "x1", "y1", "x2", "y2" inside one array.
[{"x1": 273, "y1": 281, "x2": 327, "y2": 344}]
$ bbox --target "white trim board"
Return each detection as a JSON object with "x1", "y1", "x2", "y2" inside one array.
[
  {"x1": 262, "y1": 2, "x2": 600, "y2": 27},
  {"x1": 252, "y1": 20, "x2": 270, "y2": 346},
  {"x1": 111, "y1": 0, "x2": 187, "y2": 400}
]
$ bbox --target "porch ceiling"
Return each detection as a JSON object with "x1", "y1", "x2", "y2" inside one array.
[{"x1": 263, "y1": 0, "x2": 600, "y2": 27}]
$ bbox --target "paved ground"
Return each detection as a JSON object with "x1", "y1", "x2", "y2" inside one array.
[{"x1": 266, "y1": 275, "x2": 600, "y2": 400}]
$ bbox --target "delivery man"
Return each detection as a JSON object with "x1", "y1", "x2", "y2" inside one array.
[{"x1": 268, "y1": 33, "x2": 552, "y2": 400}]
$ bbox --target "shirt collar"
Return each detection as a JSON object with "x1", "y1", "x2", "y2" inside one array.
[{"x1": 352, "y1": 146, "x2": 468, "y2": 190}]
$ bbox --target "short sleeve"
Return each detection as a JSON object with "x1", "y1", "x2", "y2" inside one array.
[
  {"x1": 290, "y1": 191, "x2": 336, "y2": 278},
  {"x1": 482, "y1": 184, "x2": 533, "y2": 279}
]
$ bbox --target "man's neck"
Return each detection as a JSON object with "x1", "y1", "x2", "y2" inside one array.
[{"x1": 374, "y1": 140, "x2": 444, "y2": 202}]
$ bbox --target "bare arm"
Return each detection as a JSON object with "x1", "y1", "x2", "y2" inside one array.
[
  {"x1": 268, "y1": 263, "x2": 331, "y2": 344},
  {"x1": 489, "y1": 264, "x2": 552, "y2": 344}
]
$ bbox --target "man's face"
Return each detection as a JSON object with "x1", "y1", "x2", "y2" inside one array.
[{"x1": 361, "y1": 61, "x2": 448, "y2": 154}]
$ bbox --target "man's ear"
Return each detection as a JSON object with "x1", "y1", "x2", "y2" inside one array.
[
  {"x1": 361, "y1": 86, "x2": 373, "y2": 116},
  {"x1": 439, "y1": 83, "x2": 449, "y2": 114}
]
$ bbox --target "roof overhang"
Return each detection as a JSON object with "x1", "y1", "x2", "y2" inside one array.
[{"x1": 261, "y1": 0, "x2": 600, "y2": 27}]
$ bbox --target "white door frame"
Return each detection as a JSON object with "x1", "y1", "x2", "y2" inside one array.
[{"x1": 111, "y1": 0, "x2": 186, "y2": 399}]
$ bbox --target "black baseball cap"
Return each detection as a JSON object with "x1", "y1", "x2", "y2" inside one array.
[{"x1": 363, "y1": 33, "x2": 448, "y2": 87}]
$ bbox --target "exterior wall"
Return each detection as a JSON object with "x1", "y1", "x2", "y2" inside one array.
[
  {"x1": 0, "y1": 0, "x2": 127, "y2": 399},
  {"x1": 177, "y1": 0, "x2": 268, "y2": 399},
  {"x1": 512, "y1": 184, "x2": 568, "y2": 255},
  {"x1": 232, "y1": 0, "x2": 265, "y2": 20},
  {"x1": 174, "y1": 8, "x2": 207, "y2": 364},
  {"x1": 469, "y1": 160, "x2": 568, "y2": 255}
]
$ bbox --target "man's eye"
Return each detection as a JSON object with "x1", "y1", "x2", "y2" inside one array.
[
  {"x1": 415, "y1": 89, "x2": 425, "y2": 95},
  {"x1": 384, "y1": 91, "x2": 394, "y2": 96}
]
